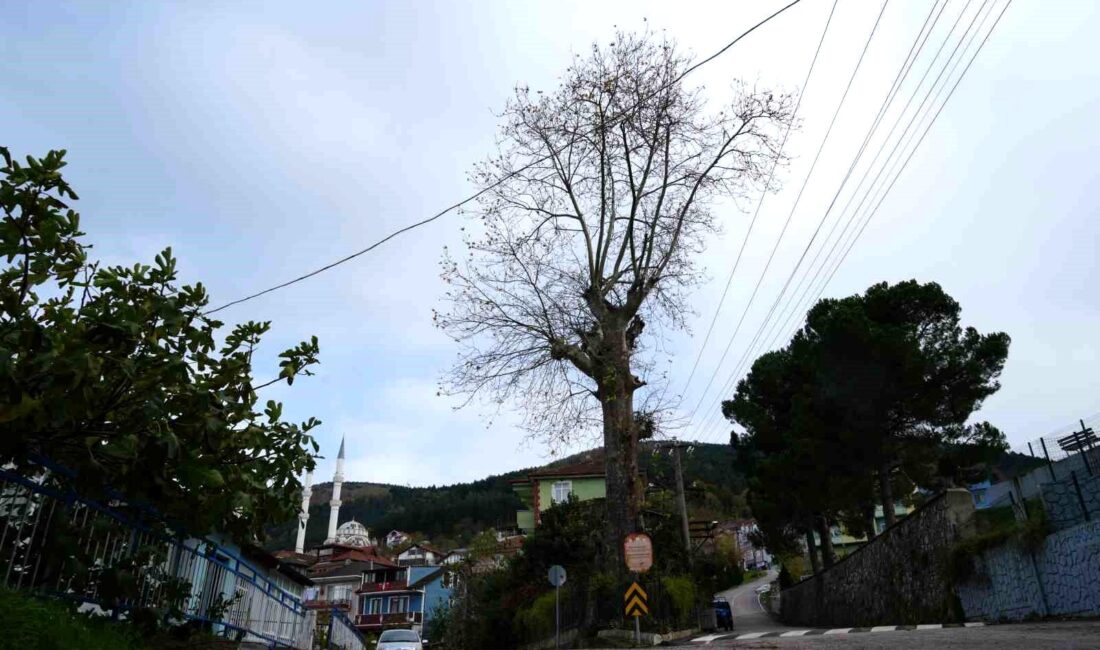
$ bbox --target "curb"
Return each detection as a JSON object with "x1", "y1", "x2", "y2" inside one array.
[{"x1": 693, "y1": 622, "x2": 985, "y2": 643}]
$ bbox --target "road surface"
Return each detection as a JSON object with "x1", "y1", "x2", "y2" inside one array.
[
  {"x1": 713, "y1": 570, "x2": 790, "y2": 635},
  {"x1": 678, "y1": 573, "x2": 1100, "y2": 648}
]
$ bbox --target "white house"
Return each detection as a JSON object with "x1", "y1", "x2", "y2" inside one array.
[
  {"x1": 396, "y1": 543, "x2": 444, "y2": 567},
  {"x1": 385, "y1": 530, "x2": 411, "y2": 547}
]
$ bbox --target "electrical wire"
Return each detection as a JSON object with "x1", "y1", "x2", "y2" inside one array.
[
  {"x1": 696, "y1": 0, "x2": 1012, "y2": 443},
  {"x1": 205, "y1": 0, "x2": 806, "y2": 315},
  {"x1": 680, "y1": 0, "x2": 891, "y2": 435}
]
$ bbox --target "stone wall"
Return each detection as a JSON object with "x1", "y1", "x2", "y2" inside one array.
[
  {"x1": 957, "y1": 518, "x2": 1100, "y2": 621},
  {"x1": 780, "y1": 489, "x2": 976, "y2": 627},
  {"x1": 1041, "y1": 473, "x2": 1100, "y2": 532}
]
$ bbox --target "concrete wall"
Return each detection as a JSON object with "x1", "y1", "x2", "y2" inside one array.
[
  {"x1": 957, "y1": 514, "x2": 1100, "y2": 621},
  {"x1": 780, "y1": 490, "x2": 976, "y2": 627}
]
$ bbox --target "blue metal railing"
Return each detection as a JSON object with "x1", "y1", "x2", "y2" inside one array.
[
  {"x1": 328, "y1": 607, "x2": 368, "y2": 650},
  {"x1": 0, "y1": 458, "x2": 321, "y2": 648}
]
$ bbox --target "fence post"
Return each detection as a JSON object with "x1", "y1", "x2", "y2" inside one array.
[
  {"x1": 1070, "y1": 472, "x2": 1090, "y2": 523},
  {"x1": 1040, "y1": 438, "x2": 1057, "y2": 482},
  {"x1": 1079, "y1": 420, "x2": 1094, "y2": 477}
]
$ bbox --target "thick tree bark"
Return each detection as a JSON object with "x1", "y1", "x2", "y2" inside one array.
[
  {"x1": 816, "y1": 515, "x2": 836, "y2": 569},
  {"x1": 598, "y1": 333, "x2": 641, "y2": 568},
  {"x1": 879, "y1": 463, "x2": 898, "y2": 528},
  {"x1": 804, "y1": 529, "x2": 821, "y2": 576}
]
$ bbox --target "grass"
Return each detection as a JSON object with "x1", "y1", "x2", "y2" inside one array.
[
  {"x1": 0, "y1": 588, "x2": 141, "y2": 650},
  {"x1": 0, "y1": 589, "x2": 244, "y2": 650}
]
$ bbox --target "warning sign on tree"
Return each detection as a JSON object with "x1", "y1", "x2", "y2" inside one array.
[{"x1": 623, "y1": 532, "x2": 653, "y2": 573}]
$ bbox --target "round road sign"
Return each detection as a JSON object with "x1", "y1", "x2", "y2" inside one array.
[
  {"x1": 623, "y1": 533, "x2": 653, "y2": 573},
  {"x1": 548, "y1": 564, "x2": 567, "y2": 587}
]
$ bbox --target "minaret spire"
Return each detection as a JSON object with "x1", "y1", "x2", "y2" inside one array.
[
  {"x1": 326, "y1": 435, "x2": 346, "y2": 544},
  {"x1": 295, "y1": 469, "x2": 313, "y2": 553}
]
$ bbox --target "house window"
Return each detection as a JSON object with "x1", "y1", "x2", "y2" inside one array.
[
  {"x1": 388, "y1": 596, "x2": 409, "y2": 614},
  {"x1": 368, "y1": 598, "x2": 382, "y2": 615},
  {"x1": 551, "y1": 481, "x2": 573, "y2": 504}
]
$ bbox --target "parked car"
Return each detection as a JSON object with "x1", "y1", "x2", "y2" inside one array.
[
  {"x1": 376, "y1": 628, "x2": 427, "y2": 650},
  {"x1": 713, "y1": 597, "x2": 734, "y2": 631}
]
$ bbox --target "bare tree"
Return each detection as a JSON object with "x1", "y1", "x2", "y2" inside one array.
[{"x1": 436, "y1": 32, "x2": 795, "y2": 556}]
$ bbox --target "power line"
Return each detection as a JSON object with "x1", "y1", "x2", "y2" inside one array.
[
  {"x1": 697, "y1": 0, "x2": 1011, "y2": 443},
  {"x1": 680, "y1": 0, "x2": 891, "y2": 433},
  {"x1": 696, "y1": 0, "x2": 1000, "y2": 444},
  {"x1": 671, "y1": 0, "x2": 840, "y2": 405},
  {"x1": 758, "y1": 0, "x2": 996, "y2": 362},
  {"x1": 693, "y1": 0, "x2": 993, "y2": 442},
  {"x1": 205, "y1": 0, "x2": 806, "y2": 315}
]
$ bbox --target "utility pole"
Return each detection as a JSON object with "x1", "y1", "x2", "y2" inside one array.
[{"x1": 667, "y1": 442, "x2": 692, "y2": 559}]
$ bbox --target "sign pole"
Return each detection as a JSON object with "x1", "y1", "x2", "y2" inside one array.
[
  {"x1": 633, "y1": 576, "x2": 642, "y2": 646},
  {"x1": 555, "y1": 582, "x2": 560, "y2": 650}
]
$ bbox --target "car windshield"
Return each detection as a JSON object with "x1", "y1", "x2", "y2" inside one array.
[{"x1": 379, "y1": 630, "x2": 420, "y2": 642}]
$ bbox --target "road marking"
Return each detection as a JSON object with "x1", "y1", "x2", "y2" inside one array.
[
  {"x1": 780, "y1": 630, "x2": 811, "y2": 637},
  {"x1": 824, "y1": 628, "x2": 853, "y2": 635},
  {"x1": 692, "y1": 633, "x2": 727, "y2": 643},
  {"x1": 871, "y1": 625, "x2": 897, "y2": 632},
  {"x1": 735, "y1": 632, "x2": 769, "y2": 640},
  {"x1": 965, "y1": 622, "x2": 985, "y2": 627},
  {"x1": 917, "y1": 624, "x2": 943, "y2": 630}
]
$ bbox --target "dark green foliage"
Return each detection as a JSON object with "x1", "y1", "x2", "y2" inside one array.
[
  {"x1": 0, "y1": 148, "x2": 320, "y2": 543},
  {"x1": 0, "y1": 588, "x2": 141, "y2": 650},
  {"x1": 434, "y1": 496, "x2": 737, "y2": 649},
  {"x1": 724, "y1": 280, "x2": 1011, "y2": 560}
]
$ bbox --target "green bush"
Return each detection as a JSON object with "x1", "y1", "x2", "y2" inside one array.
[
  {"x1": 513, "y1": 590, "x2": 558, "y2": 642},
  {"x1": 661, "y1": 575, "x2": 696, "y2": 626},
  {"x1": 0, "y1": 589, "x2": 141, "y2": 650}
]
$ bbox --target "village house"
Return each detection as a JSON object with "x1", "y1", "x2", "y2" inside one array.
[
  {"x1": 510, "y1": 458, "x2": 608, "y2": 533},
  {"x1": 355, "y1": 563, "x2": 453, "y2": 635}
]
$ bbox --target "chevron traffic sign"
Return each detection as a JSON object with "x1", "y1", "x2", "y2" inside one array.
[{"x1": 624, "y1": 581, "x2": 649, "y2": 617}]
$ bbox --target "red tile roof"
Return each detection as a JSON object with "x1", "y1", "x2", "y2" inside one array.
[{"x1": 514, "y1": 458, "x2": 606, "y2": 481}]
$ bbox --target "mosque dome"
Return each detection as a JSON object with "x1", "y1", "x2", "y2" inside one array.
[{"x1": 335, "y1": 519, "x2": 373, "y2": 547}]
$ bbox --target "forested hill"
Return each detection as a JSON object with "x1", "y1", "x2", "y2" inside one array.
[{"x1": 264, "y1": 441, "x2": 748, "y2": 552}]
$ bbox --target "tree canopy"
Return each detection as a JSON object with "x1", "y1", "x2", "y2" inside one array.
[
  {"x1": 0, "y1": 147, "x2": 320, "y2": 542},
  {"x1": 724, "y1": 280, "x2": 1010, "y2": 560}
]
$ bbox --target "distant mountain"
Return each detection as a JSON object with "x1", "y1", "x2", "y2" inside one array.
[{"x1": 263, "y1": 441, "x2": 748, "y2": 551}]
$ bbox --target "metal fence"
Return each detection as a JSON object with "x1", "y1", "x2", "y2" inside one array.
[
  {"x1": 0, "y1": 458, "x2": 328, "y2": 649},
  {"x1": 1014, "y1": 412, "x2": 1100, "y2": 482},
  {"x1": 327, "y1": 607, "x2": 367, "y2": 650}
]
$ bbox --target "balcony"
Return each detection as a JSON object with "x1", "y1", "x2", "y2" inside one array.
[
  {"x1": 304, "y1": 597, "x2": 352, "y2": 610},
  {"x1": 358, "y1": 580, "x2": 409, "y2": 593},
  {"x1": 355, "y1": 611, "x2": 423, "y2": 628}
]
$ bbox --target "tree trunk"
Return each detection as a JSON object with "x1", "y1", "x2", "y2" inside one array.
[
  {"x1": 816, "y1": 516, "x2": 836, "y2": 569},
  {"x1": 804, "y1": 529, "x2": 821, "y2": 576},
  {"x1": 865, "y1": 503, "x2": 877, "y2": 540},
  {"x1": 599, "y1": 353, "x2": 640, "y2": 569},
  {"x1": 879, "y1": 463, "x2": 898, "y2": 528}
]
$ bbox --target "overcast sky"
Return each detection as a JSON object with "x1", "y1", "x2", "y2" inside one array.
[{"x1": 3, "y1": 1, "x2": 1097, "y2": 486}]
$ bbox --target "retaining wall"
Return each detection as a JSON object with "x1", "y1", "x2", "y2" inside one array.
[
  {"x1": 780, "y1": 489, "x2": 976, "y2": 627},
  {"x1": 957, "y1": 518, "x2": 1100, "y2": 621}
]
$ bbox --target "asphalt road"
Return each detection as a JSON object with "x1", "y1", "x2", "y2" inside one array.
[{"x1": 713, "y1": 570, "x2": 789, "y2": 635}]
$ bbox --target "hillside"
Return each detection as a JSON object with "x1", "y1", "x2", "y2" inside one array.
[{"x1": 264, "y1": 441, "x2": 748, "y2": 551}]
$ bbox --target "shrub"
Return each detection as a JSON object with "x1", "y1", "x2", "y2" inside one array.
[
  {"x1": 513, "y1": 590, "x2": 558, "y2": 642},
  {"x1": 661, "y1": 575, "x2": 696, "y2": 627}
]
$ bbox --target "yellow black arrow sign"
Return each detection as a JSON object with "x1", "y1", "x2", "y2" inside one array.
[{"x1": 624, "y1": 581, "x2": 649, "y2": 617}]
